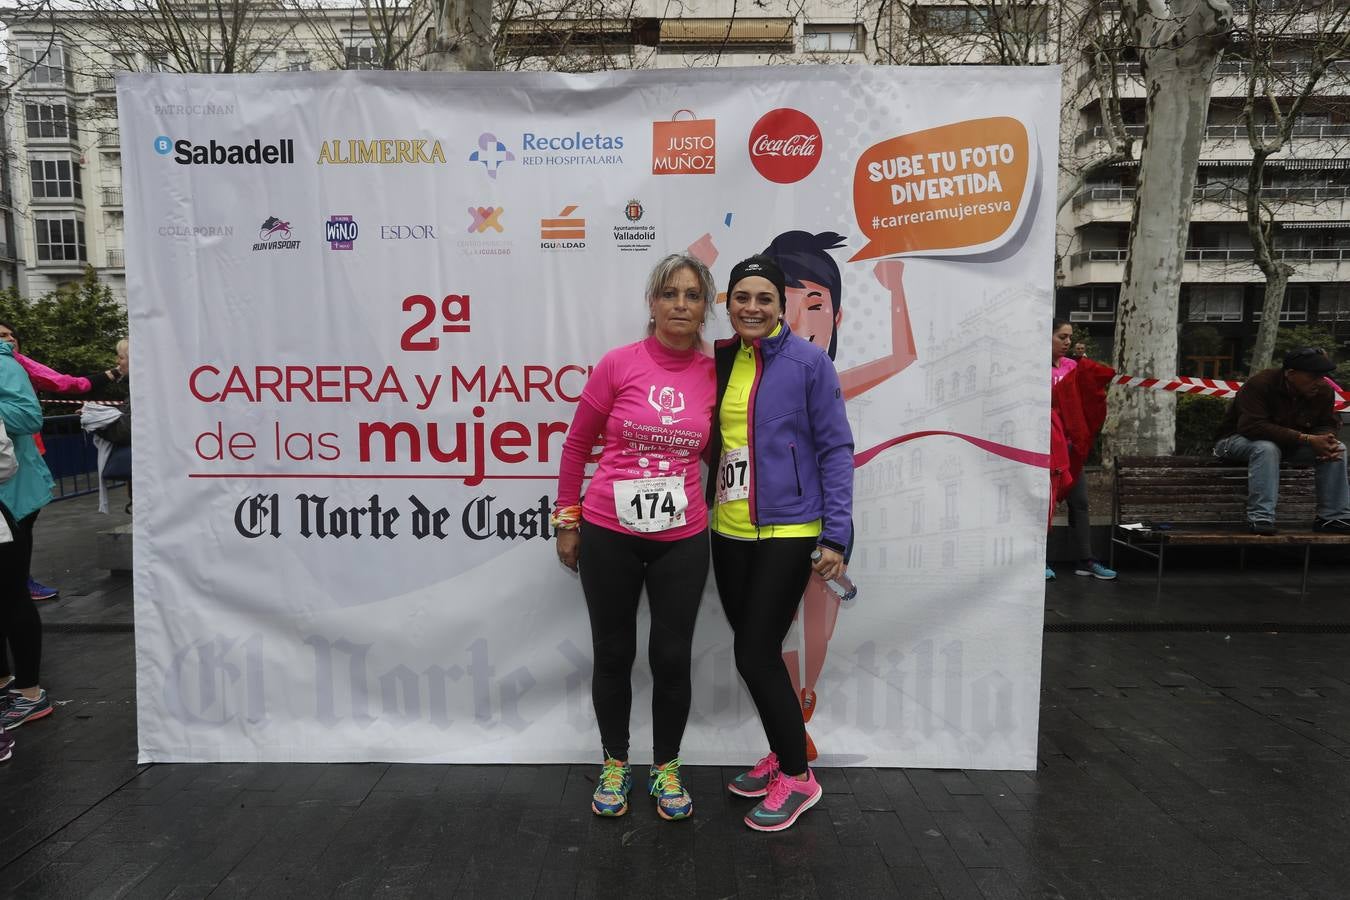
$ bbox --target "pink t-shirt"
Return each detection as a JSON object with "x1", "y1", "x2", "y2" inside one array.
[
  {"x1": 1052, "y1": 355, "x2": 1077, "y2": 386},
  {"x1": 557, "y1": 336, "x2": 715, "y2": 540}
]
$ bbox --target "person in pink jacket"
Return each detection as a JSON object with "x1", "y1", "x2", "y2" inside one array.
[{"x1": 0, "y1": 321, "x2": 126, "y2": 601}]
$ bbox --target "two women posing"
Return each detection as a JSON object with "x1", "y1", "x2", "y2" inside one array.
[{"x1": 552, "y1": 253, "x2": 854, "y2": 832}]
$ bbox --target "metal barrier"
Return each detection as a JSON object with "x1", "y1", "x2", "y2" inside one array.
[{"x1": 41, "y1": 413, "x2": 105, "y2": 500}]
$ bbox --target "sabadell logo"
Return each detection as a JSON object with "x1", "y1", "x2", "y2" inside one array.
[
  {"x1": 155, "y1": 135, "x2": 295, "y2": 165},
  {"x1": 748, "y1": 109, "x2": 822, "y2": 185}
]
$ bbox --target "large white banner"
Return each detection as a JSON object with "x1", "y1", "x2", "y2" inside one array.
[{"x1": 122, "y1": 66, "x2": 1059, "y2": 768}]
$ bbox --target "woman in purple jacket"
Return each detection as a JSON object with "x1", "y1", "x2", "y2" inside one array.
[{"x1": 705, "y1": 255, "x2": 854, "y2": 832}]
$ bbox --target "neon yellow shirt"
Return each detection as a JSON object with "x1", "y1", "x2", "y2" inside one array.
[{"x1": 712, "y1": 326, "x2": 822, "y2": 540}]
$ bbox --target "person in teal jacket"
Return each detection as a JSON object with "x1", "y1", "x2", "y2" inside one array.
[{"x1": 0, "y1": 338, "x2": 55, "y2": 727}]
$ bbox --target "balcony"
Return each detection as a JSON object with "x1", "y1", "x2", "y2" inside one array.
[
  {"x1": 1073, "y1": 122, "x2": 1350, "y2": 158},
  {"x1": 98, "y1": 131, "x2": 120, "y2": 149},
  {"x1": 94, "y1": 75, "x2": 116, "y2": 93},
  {"x1": 1073, "y1": 184, "x2": 1350, "y2": 224},
  {"x1": 102, "y1": 188, "x2": 122, "y2": 208},
  {"x1": 106, "y1": 248, "x2": 124, "y2": 268},
  {"x1": 1064, "y1": 246, "x2": 1350, "y2": 286}
]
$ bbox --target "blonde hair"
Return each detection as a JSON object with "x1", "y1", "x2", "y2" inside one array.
[{"x1": 645, "y1": 254, "x2": 716, "y2": 336}]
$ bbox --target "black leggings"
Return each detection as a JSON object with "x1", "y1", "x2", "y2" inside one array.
[
  {"x1": 711, "y1": 532, "x2": 816, "y2": 776},
  {"x1": 578, "y1": 520, "x2": 708, "y2": 764},
  {"x1": 0, "y1": 509, "x2": 41, "y2": 688}
]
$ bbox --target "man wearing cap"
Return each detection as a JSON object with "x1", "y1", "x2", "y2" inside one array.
[{"x1": 1213, "y1": 348, "x2": 1350, "y2": 535}]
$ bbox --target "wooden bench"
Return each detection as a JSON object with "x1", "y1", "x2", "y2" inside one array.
[{"x1": 1109, "y1": 455, "x2": 1350, "y2": 601}]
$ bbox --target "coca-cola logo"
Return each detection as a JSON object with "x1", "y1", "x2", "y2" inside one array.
[{"x1": 748, "y1": 108, "x2": 822, "y2": 184}]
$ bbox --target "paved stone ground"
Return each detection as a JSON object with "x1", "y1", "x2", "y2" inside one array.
[{"x1": 3, "y1": 495, "x2": 1349, "y2": 898}]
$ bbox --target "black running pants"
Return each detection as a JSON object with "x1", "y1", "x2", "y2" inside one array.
[
  {"x1": 577, "y1": 520, "x2": 708, "y2": 764},
  {"x1": 710, "y1": 532, "x2": 816, "y2": 776}
]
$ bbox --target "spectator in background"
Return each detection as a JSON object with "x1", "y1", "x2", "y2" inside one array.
[
  {"x1": 1049, "y1": 320, "x2": 1116, "y2": 582},
  {"x1": 0, "y1": 321, "x2": 126, "y2": 600},
  {"x1": 1213, "y1": 347, "x2": 1350, "y2": 535},
  {"x1": 0, "y1": 336, "x2": 55, "y2": 727}
]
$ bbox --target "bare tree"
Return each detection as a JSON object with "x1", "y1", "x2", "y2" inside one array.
[
  {"x1": 426, "y1": 0, "x2": 494, "y2": 68},
  {"x1": 286, "y1": 0, "x2": 436, "y2": 71},
  {"x1": 1237, "y1": 0, "x2": 1350, "y2": 374},
  {"x1": 1102, "y1": 0, "x2": 1232, "y2": 459}
]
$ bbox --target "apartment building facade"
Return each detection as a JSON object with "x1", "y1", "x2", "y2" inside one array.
[{"x1": 1058, "y1": 2, "x2": 1350, "y2": 376}]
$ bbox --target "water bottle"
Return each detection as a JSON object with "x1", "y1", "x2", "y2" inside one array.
[{"x1": 810, "y1": 549, "x2": 858, "y2": 603}]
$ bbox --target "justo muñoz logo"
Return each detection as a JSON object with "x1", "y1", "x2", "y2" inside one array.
[{"x1": 748, "y1": 108, "x2": 822, "y2": 184}]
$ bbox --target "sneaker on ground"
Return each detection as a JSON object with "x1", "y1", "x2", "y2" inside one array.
[
  {"x1": 1314, "y1": 517, "x2": 1350, "y2": 534},
  {"x1": 591, "y1": 757, "x2": 632, "y2": 817},
  {"x1": 27, "y1": 578, "x2": 58, "y2": 601},
  {"x1": 1, "y1": 689, "x2": 52, "y2": 729},
  {"x1": 1045, "y1": 567, "x2": 1056, "y2": 581},
  {"x1": 1249, "y1": 520, "x2": 1278, "y2": 536},
  {"x1": 1073, "y1": 560, "x2": 1117, "y2": 581},
  {"x1": 745, "y1": 769, "x2": 823, "y2": 833},
  {"x1": 0, "y1": 728, "x2": 11, "y2": 762},
  {"x1": 729, "y1": 752, "x2": 779, "y2": 798},
  {"x1": 648, "y1": 758, "x2": 693, "y2": 821}
]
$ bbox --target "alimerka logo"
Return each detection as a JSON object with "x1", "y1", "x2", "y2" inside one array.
[
  {"x1": 652, "y1": 110, "x2": 715, "y2": 175},
  {"x1": 749, "y1": 108, "x2": 822, "y2": 184},
  {"x1": 317, "y1": 139, "x2": 446, "y2": 164}
]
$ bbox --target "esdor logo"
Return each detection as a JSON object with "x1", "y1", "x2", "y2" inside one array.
[{"x1": 748, "y1": 108, "x2": 822, "y2": 184}]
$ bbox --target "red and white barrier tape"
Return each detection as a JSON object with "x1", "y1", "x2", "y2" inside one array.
[
  {"x1": 1113, "y1": 374, "x2": 1350, "y2": 410},
  {"x1": 41, "y1": 397, "x2": 127, "y2": 406}
]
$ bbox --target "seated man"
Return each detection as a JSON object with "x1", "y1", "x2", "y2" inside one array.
[{"x1": 1213, "y1": 348, "x2": 1350, "y2": 535}]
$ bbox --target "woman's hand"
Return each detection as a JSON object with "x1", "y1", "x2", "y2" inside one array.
[
  {"x1": 812, "y1": 546, "x2": 845, "y2": 581},
  {"x1": 556, "y1": 529, "x2": 581, "y2": 571}
]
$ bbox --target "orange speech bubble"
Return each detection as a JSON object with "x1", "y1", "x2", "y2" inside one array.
[{"x1": 850, "y1": 117, "x2": 1032, "y2": 262}]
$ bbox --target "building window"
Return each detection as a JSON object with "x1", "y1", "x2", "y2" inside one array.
[
  {"x1": 1070, "y1": 286, "x2": 1117, "y2": 323},
  {"x1": 34, "y1": 216, "x2": 86, "y2": 262},
  {"x1": 1187, "y1": 285, "x2": 1243, "y2": 323},
  {"x1": 803, "y1": 23, "x2": 862, "y2": 53},
  {"x1": 911, "y1": 498, "x2": 925, "y2": 534},
  {"x1": 285, "y1": 51, "x2": 312, "y2": 71},
  {"x1": 942, "y1": 483, "x2": 959, "y2": 530},
  {"x1": 25, "y1": 103, "x2": 75, "y2": 140},
  {"x1": 879, "y1": 544, "x2": 888, "y2": 569},
  {"x1": 18, "y1": 45, "x2": 73, "y2": 86},
  {"x1": 1252, "y1": 285, "x2": 1309, "y2": 323},
  {"x1": 1318, "y1": 285, "x2": 1350, "y2": 322},
  {"x1": 345, "y1": 40, "x2": 378, "y2": 69},
  {"x1": 29, "y1": 156, "x2": 81, "y2": 200},
  {"x1": 911, "y1": 448, "x2": 923, "y2": 478},
  {"x1": 996, "y1": 483, "x2": 1010, "y2": 523},
  {"x1": 908, "y1": 543, "x2": 923, "y2": 568}
]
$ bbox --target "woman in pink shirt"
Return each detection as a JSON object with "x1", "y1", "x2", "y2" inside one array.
[{"x1": 553, "y1": 254, "x2": 717, "y2": 822}]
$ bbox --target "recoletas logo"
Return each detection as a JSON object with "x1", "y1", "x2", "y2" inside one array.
[
  {"x1": 253, "y1": 216, "x2": 301, "y2": 252},
  {"x1": 469, "y1": 133, "x2": 515, "y2": 180},
  {"x1": 157, "y1": 135, "x2": 295, "y2": 165}
]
